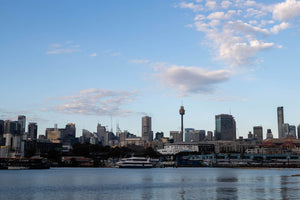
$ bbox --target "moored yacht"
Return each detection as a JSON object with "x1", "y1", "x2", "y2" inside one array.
[{"x1": 116, "y1": 157, "x2": 153, "y2": 168}]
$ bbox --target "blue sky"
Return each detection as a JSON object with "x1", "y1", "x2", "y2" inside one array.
[{"x1": 1, "y1": 0, "x2": 300, "y2": 138}]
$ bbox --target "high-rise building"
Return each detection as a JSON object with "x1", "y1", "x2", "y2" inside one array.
[
  {"x1": 28, "y1": 123, "x2": 38, "y2": 140},
  {"x1": 288, "y1": 125, "x2": 296, "y2": 138},
  {"x1": 248, "y1": 131, "x2": 253, "y2": 139},
  {"x1": 185, "y1": 128, "x2": 194, "y2": 142},
  {"x1": 142, "y1": 116, "x2": 153, "y2": 142},
  {"x1": 18, "y1": 115, "x2": 26, "y2": 135},
  {"x1": 277, "y1": 106, "x2": 284, "y2": 139},
  {"x1": 266, "y1": 129, "x2": 273, "y2": 139},
  {"x1": 298, "y1": 125, "x2": 300, "y2": 139},
  {"x1": 46, "y1": 124, "x2": 60, "y2": 143},
  {"x1": 155, "y1": 132, "x2": 164, "y2": 141},
  {"x1": 170, "y1": 131, "x2": 182, "y2": 143},
  {"x1": 60, "y1": 123, "x2": 76, "y2": 146},
  {"x1": 253, "y1": 126, "x2": 263, "y2": 142},
  {"x1": 215, "y1": 114, "x2": 236, "y2": 141},
  {"x1": 206, "y1": 131, "x2": 213, "y2": 141}
]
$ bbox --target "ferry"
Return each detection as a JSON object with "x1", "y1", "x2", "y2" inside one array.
[{"x1": 116, "y1": 157, "x2": 153, "y2": 168}]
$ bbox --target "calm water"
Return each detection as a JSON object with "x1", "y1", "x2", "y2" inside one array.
[{"x1": 1, "y1": 168, "x2": 300, "y2": 200}]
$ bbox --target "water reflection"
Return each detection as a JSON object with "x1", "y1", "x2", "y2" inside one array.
[
  {"x1": 1, "y1": 168, "x2": 300, "y2": 200},
  {"x1": 216, "y1": 176, "x2": 238, "y2": 200}
]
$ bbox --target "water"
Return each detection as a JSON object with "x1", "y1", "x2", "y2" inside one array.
[{"x1": 1, "y1": 168, "x2": 300, "y2": 200}]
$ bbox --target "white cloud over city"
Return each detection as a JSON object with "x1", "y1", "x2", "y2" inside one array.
[
  {"x1": 151, "y1": 63, "x2": 230, "y2": 96},
  {"x1": 51, "y1": 89, "x2": 138, "y2": 116}
]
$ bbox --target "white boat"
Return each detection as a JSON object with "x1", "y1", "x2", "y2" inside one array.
[{"x1": 116, "y1": 157, "x2": 153, "y2": 168}]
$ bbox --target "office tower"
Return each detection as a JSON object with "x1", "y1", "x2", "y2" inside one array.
[
  {"x1": 248, "y1": 131, "x2": 253, "y2": 139},
  {"x1": 277, "y1": 106, "x2": 284, "y2": 139},
  {"x1": 46, "y1": 124, "x2": 60, "y2": 143},
  {"x1": 283, "y1": 123, "x2": 289, "y2": 137},
  {"x1": 97, "y1": 123, "x2": 106, "y2": 144},
  {"x1": 266, "y1": 129, "x2": 273, "y2": 139},
  {"x1": 206, "y1": 131, "x2": 213, "y2": 141},
  {"x1": 170, "y1": 131, "x2": 182, "y2": 143},
  {"x1": 253, "y1": 126, "x2": 263, "y2": 142},
  {"x1": 155, "y1": 132, "x2": 164, "y2": 141},
  {"x1": 192, "y1": 130, "x2": 206, "y2": 142},
  {"x1": 28, "y1": 123, "x2": 38, "y2": 140},
  {"x1": 185, "y1": 128, "x2": 194, "y2": 142},
  {"x1": 288, "y1": 125, "x2": 296, "y2": 138},
  {"x1": 215, "y1": 114, "x2": 236, "y2": 141},
  {"x1": 298, "y1": 125, "x2": 300, "y2": 139},
  {"x1": 142, "y1": 116, "x2": 153, "y2": 142},
  {"x1": 18, "y1": 115, "x2": 26, "y2": 135},
  {"x1": 60, "y1": 123, "x2": 76, "y2": 146}
]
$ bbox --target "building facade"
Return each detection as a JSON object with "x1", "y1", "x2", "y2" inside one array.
[
  {"x1": 215, "y1": 114, "x2": 236, "y2": 141},
  {"x1": 253, "y1": 126, "x2": 263, "y2": 142},
  {"x1": 277, "y1": 106, "x2": 284, "y2": 139},
  {"x1": 142, "y1": 116, "x2": 153, "y2": 142},
  {"x1": 28, "y1": 123, "x2": 38, "y2": 140}
]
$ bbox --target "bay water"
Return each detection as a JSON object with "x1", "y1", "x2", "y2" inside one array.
[{"x1": 1, "y1": 168, "x2": 300, "y2": 199}]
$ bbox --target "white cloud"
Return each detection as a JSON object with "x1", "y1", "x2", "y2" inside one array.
[
  {"x1": 206, "y1": 0, "x2": 217, "y2": 10},
  {"x1": 271, "y1": 22, "x2": 290, "y2": 34},
  {"x1": 89, "y1": 53, "x2": 97, "y2": 57},
  {"x1": 131, "y1": 59, "x2": 150, "y2": 64},
  {"x1": 46, "y1": 42, "x2": 81, "y2": 55},
  {"x1": 221, "y1": 1, "x2": 232, "y2": 9},
  {"x1": 179, "y1": 2, "x2": 203, "y2": 12},
  {"x1": 207, "y1": 12, "x2": 225, "y2": 20},
  {"x1": 225, "y1": 20, "x2": 269, "y2": 35},
  {"x1": 156, "y1": 65, "x2": 230, "y2": 96},
  {"x1": 273, "y1": 0, "x2": 300, "y2": 21},
  {"x1": 52, "y1": 89, "x2": 138, "y2": 116}
]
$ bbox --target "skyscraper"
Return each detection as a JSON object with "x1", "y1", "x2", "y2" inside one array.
[
  {"x1": 215, "y1": 114, "x2": 236, "y2": 141},
  {"x1": 28, "y1": 123, "x2": 38, "y2": 140},
  {"x1": 18, "y1": 115, "x2": 26, "y2": 135},
  {"x1": 142, "y1": 116, "x2": 152, "y2": 142},
  {"x1": 277, "y1": 106, "x2": 284, "y2": 139},
  {"x1": 298, "y1": 125, "x2": 300, "y2": 139},
  {"x1": 253, "y1": 126, "x2": 263, "y2": 142}
]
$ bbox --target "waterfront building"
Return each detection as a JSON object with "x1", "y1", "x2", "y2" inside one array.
[
  {"x1": 277, "y1": 106, "x2": 284, "y2": 139},
  {"x1": 253, "y1": 126, "x2": 263, "y2": 142},
  {"x1": 18, "y1": 115, "x2": 26, "y2": 135},
  {"x1": 215, "y1": 114, "x2": 236, "y2": 141},
  {"x1": 28, "y1": 123, "x2": 38, "y2": 140},
  {"x1": 142, "y1": 116, "x2": 153, "y2": 142}
]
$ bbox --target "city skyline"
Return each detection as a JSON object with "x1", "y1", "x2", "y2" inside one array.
[{"x1": 1, "y1": 0, "x2": 300, "y2": 138}]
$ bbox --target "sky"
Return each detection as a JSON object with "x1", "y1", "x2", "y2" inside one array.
[{"x1": 1, "y1": 0, "x2": 300, "y2": 139}]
